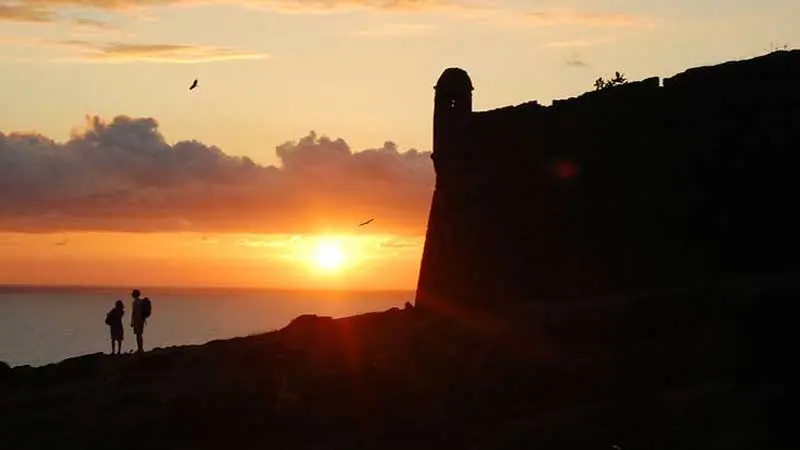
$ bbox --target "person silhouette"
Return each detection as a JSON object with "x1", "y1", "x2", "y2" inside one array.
[
  {"x1": 105, "y1": 300, "x2": 125, "y2": 354},
  {"x1": 130, "y1": 289, "x2": 146, "y2": 353}
]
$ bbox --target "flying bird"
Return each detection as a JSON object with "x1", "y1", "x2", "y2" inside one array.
[
  {"x1": 189, "y1": 79, "x2": 198, "y2": 90},
  {"x1": 358, "y1": 218, "x2": 375, "y2": 227}
]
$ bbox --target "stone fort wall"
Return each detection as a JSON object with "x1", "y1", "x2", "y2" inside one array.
[{"x1": 415, "y1": 50, "x2": 800, "y2": 315}]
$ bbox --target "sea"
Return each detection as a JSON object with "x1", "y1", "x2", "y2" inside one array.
[{"x1": 0, "y1": 285, "x2": 412, "y2": 367}]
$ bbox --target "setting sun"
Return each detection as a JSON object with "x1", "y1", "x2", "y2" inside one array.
[{"x1": 313, "y1": 240, "x2": 345, "y2": 272}]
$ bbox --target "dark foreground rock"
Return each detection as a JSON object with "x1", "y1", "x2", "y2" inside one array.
[
  {"x1": 0, "y1": 360, "x2": 10, "y2": 378},
  {"x1": 0, "y1": 281, "x2": 795, "y2": 450}
]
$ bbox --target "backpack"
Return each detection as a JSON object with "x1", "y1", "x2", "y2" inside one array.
[
  {"x1": 105, "y1": 310, "x2": 113, "y2": 326},
  {"x1": 141, "y1": 298, "x2": 152, "y2": 319}
]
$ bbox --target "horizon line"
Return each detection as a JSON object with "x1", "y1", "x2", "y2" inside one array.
[{"x1": 0, "y1": 283, "x2": 416, "y2": 294}]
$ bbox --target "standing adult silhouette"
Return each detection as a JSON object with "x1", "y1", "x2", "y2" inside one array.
[
  {"x1": 130, "y1": 289, "x2": 146, "y2": 353},
  {"x1": 105, "y1": 300, "x2": 125, "y2": 354}
]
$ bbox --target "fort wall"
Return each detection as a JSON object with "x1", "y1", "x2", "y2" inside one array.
[{"x1": 415, "y1": 50, "x2": 800, "y2": 314}]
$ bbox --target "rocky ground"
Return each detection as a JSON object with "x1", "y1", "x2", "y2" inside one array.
[{"x1": 0, "y1": 282, "x2": 794, "y2": 450}]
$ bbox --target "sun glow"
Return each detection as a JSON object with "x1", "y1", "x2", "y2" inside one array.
[
  {"x1": 0, "y1": 231, "x2": 426, "y2": 289},
  {"x1": 313, "y1": 240, "x2": 345, "y2": 271}
]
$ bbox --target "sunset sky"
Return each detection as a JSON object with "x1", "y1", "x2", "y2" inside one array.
[{"x1": 1, "y1": 0, "x2": 797, "y2": 289}]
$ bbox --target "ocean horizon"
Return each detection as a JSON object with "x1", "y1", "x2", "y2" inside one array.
[{"x1": 0, "y1": 284, "x2": 412, "y2": 367}]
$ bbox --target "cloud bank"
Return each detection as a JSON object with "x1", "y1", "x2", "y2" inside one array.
[{"x1": 0, "y1": 116, "x2": 435, "y2": 234}]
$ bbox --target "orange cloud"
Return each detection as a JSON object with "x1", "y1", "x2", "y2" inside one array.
[
  {"x1": 0, "y1": 4, "x2": 53, "y2": 22},
  {"x1": 4, "y1": 1, "x2": 655, "y2": 30},
  {"x1": 4, "y1": 0, "x2": 445, "y2": 15},
  {"x1": 350, "y1": 23, "x2": 438, "y2": 37},
  {"x1": 71, "y1": 17, "x2": 112, "y2": 28},
  {"x1": 463, "y1": 8, "x2": 656, "y2": 28},
  {"x1": 244, "y1": 0, "x2": 448, "y2": 14},
  {"x1": 523, "y1": 11, "x2": 653, "y2": 27},
  {"x1": 18, "y1": 0, "x2": 183, "y2": 9},
  {"x1": 0, "y1": 116, "x2": 435, "y2": 235},
  {"x1": 0, "y1": 8, "x2": 117, "y2": 32},
  {"x1": 0, "y1": 38, "x2": 261, "y2": 62},
  {"x1": 54, "y1": 40, "x2": 268, "y2": 63}
]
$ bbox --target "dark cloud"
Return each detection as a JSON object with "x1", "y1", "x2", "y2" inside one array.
[
  {"x1": 565, "y1": 57, "x2": 588, "y2": 67},
  {"x1": 0, "y1": 116, "x2": 434, "y2": 235}
]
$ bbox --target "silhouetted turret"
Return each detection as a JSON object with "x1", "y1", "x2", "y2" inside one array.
[
  {"x1": 432, "y1": 68, "x2": 473, "y2": 188},
  {"x1": 416, "y1": 68, "x2": 481, "y2": 316}
]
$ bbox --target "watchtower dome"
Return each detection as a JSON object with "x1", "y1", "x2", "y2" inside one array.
[{"x1": 435, "y1": 68, "x2": 473, "y2": 114}]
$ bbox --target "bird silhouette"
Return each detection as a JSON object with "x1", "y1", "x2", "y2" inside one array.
[
  {"x1": 358, "y1": 218, "x2": 375, "y2": 227},
  {"x1": 189, "y1": 79, "x2": 198, "y2": 90}
]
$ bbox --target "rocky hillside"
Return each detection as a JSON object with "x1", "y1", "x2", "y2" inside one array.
[{"x1": 1, "y1": 279, "x2": 794, "y2": 450}]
